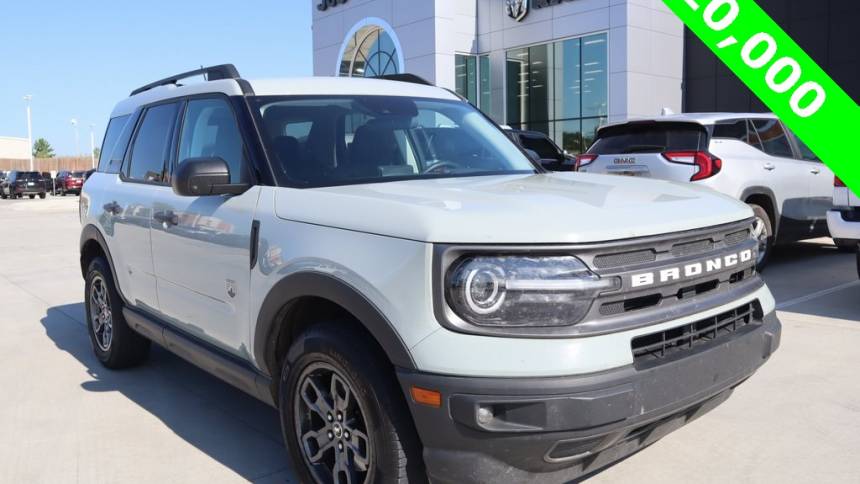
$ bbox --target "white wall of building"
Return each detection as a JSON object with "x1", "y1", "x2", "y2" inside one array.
[
  {"x1": 312, "y1": 0, "x2": 684, "y2": 123},
  {"x1": 0, "y1": 137, "x2": 29, "y2": 160}
]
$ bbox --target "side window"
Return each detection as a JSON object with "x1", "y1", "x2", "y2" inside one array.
[
  {"x1": 712, "y1": 120, "x2": 747, "y2": 141},
  {"x1": 178, "y1": 98, "x2": 247, "y2": 184},
  {"x1": 744, "y1": 120, "x2": 763, "y2": 150},
  {"x1": 98, "y1": 115, "x2": 131, "y2": 173},
  {"x1": 127, "y1": 103, "x2": 179, "y2": 183},
  {"x1": 751, "y1": 119, "x2": 794, "y2": 158},
  {"x1": 788, "y1": 129, "x2": 819, "y2": 161}
]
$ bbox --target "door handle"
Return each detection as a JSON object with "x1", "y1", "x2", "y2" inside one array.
[
  {"x1": 103, "y1": 201, "x2": 122, "y2": 215},
  {"x1": 763, "y1": 163, "x2": 775, "y2": 171},
  {"x1": 153, "y1": 210, "x2": 179, "y2": 227},
  {"x1": 810, "y1": 167, "x2": 821, "y2": 174}
]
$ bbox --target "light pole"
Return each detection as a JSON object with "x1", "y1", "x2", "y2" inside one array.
[
  {"x1": 70, "y1": 118, "x2": 80, "y2": 156},
  {"x1": 89, "y1": 124, "x2": 96, "y2": 168},
  {"x1": 23, "y1": 95, "x2": 33, "y2": 171}
]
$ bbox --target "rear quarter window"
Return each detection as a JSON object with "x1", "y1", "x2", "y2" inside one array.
[
  {"x1": 98, "y1": 114, "x2": 133, "y2": 174},
  {"x1": 588, "y1": 123, "x2": 707, "y2": 155}
]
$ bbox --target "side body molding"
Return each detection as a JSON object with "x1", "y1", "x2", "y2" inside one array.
[{"x1": 254, "y1": 271, "x2": 417, "y2": 376}]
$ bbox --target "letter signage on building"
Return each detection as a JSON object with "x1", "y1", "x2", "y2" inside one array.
[
  {"x1": 508, "y1": 0, "x2": 581, "y2": 22},
  {"x1": 317, "y1": 0, "x2": 347, "y2": 12}
]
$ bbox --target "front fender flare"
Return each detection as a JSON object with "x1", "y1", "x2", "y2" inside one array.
[{"x1": 253, "y1": 271, "x2": 417, "y2": 376}]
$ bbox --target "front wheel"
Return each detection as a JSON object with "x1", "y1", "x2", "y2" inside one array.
[
  {"x1": 85, "y1": 256, "x2": 150, "y2": 368},
  {"x1": 749, "y1": 204, "x2": 774, "y2": 271},
  {"x1": 28, "y1": 194, "x2": 35, "y2": 199},
  {"x1": 38, "y1": 193, "x2": 46, "y2": 199},
  {"x1": 280, "y1": 322, "x2": 425, "y2": 484}
]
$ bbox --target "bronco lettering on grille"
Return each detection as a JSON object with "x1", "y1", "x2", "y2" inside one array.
[{"x1": 630, "y1": 249, "x2": 754, "y2": 288}]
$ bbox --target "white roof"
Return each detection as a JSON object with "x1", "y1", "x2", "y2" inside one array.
[
  {"x1": 111, "y1": 76, "x2": 459, "y2": 118},
  {"x1": 600, "y1": 112, "x2": 778, "y2": 130}
]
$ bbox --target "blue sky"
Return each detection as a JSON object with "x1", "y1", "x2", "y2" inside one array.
[{"x1": 0, "y1": 0, "x2": 313, "y2": 156}]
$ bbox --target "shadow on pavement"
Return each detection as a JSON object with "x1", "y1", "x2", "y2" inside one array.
[
  {"x1": 763, "y1": 240, "x2": 859, "y2": 322},
  {"x1": 40, "y1": 303, "x2": 292, "y2": 482}
]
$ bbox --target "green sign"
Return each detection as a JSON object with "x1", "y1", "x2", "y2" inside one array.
[{"x1": 663, "y1": 0, "x2": 860, "y2": 194}]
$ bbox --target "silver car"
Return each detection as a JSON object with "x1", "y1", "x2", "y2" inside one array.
[{"x1": 578, "y1": 113, "x2": 836, "y2": 268}]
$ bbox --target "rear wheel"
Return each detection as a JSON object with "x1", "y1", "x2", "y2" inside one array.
[
  {"x1": 38, "y1": 192, "x2": 46, "y2": 199},
  {"x1": 749, "y1": 204, "x2": 773, "y2": 271},
  {"x1": 280, "y1": 322, "x2": 425, "y2": 484},
  {"x1": 28, "y1": 194, "x2": 35, "y2": 199},
  {"x1": 85, "y1": 256, "x2": 150, "y2": 368}
]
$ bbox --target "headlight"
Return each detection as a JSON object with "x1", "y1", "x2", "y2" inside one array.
[{"x1": 445, "y1": 255, "x2": 619, "y2": 328}]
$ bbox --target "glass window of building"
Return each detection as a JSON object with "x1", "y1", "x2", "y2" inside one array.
[
  {"x1": 506, "y1": 33, "x2": 607, "y2": 154},
  {"x1": 339, "y1": 25, "x2": 400, "y2": 77},
  {"x1": 455, "y1": 54, "x2": 492, "y2": 111},
  {"x1": 479, "y1": 55, "x2": 491, "y2": 111},
  {"x1": 455, "y1": 54, "x2": 478, "y2": 105}
]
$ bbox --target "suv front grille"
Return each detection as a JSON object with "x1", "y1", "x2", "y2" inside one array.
[{"x1": 631, "y1": 301, "x2": 761, "y2": 366}]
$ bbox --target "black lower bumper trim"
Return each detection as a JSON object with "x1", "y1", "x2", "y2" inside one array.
[{"x1": 397, "y1": 311, "x2": 781, "y2": 483}]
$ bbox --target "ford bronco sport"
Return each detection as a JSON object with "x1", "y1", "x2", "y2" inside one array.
[{"x1": 79, "y1": 65, "x2": 781, "y2": 483}]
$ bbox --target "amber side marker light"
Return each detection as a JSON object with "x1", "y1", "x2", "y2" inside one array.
[{"x1": 410, "y1": 386, "x2": 442, "y2": 408}]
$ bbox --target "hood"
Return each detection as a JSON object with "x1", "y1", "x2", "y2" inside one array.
[{"x1": 274, "y1": 173, "x2": 753, "y2": 244}]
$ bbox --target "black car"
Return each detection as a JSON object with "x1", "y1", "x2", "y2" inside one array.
[
  {"x1": 505, "y1": 129, "x2": 576, "y2": 171},
  {"x1": 0, "y1": 171, "x2": 47, "y2": 199},
  {"x1": 40, "y1": 172, "x2": 55, "y2": 195}
]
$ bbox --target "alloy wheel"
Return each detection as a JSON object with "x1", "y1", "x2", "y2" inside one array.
[
  {"x1": 294, "y1": 362, "x2": 372, "y2": 484},
  {"x1": 89, "y1": 274, "x2": 113, "y2": 351},
  {"x1": 752, "y1": 216, "x2": 769, "y2": 266}
]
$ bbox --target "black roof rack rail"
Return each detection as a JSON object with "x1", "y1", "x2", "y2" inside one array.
[
  {"x1": 130, "y1": 64, "x2": 242, "y2": 96},
  {"x1": 372, "y1": 73, "x2": 433, "y2": 86}
]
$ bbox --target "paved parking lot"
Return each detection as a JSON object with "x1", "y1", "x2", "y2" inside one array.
[{"x1": 0, "y1": 196, "x2": 858, "y2": 483}]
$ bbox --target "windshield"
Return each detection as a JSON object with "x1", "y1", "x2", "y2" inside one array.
[
  {"x1": 18, "y1": 172, "x2": 40, "y2": 180},
  {"x1": 71, "y1": 171, "x2": 85, "y2": 177},
  {"x1": 588, "y1": 123, "x2": 707, "y2": 155},
  {"x1": 253, "y1": 96, "x2": 536, "y2": 188}
]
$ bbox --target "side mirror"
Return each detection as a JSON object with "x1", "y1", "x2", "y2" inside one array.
[{"x1": 172, "y1": 157, "x2": 249, "y2": 197}]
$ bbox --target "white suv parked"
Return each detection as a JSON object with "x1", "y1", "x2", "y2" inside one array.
[
  {"x1": 79, "y1": 65, "x2": 780, "y2": 483},
  {"x1": 578, "y1": 113, "x2": 837, "y2": 268},
  {"x1": 827, "y1": 177, "x2": 859, "y2": 277}
]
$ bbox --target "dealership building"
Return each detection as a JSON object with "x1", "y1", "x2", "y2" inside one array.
[{"x1": 312, "y1": 0, "x2": 859, "y2": 153}]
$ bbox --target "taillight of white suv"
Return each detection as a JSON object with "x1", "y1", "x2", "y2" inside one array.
[
  {"x1": 662, "y1": 151, "x2": 723, "y2": 181},
  {"x1": 574, "y1": 154, "x2": 598, "y2": 171}
]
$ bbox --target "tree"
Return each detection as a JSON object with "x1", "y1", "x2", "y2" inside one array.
[
  {"x1": 32, "y1": 138, "x2": 55, "y2": 158},
  {"x1": 93, "y1": 147, "x2": 101, "y2": 160}
]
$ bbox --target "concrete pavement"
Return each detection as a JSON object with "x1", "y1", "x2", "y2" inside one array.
[{"x1": 0, "y1": 196, "x2": 858, "y2": 483}]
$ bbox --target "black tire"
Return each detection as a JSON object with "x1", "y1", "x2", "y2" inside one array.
[
  {"x1": 0, "y1": 192, "x2": 6, "y2": 200},
  {"x1": 280, "y1": 321, "x2": 425, "y2": 484},
  {"x1": 28, "y1": 194, "x2": 35, "y2": 199},
  {"x1": 60, "y1": 189, "x2": 66, "y2": 196},
  {"x1": 38, "y1": 193, "x2": 46, "y2": 199},
  {"x1": 84, "y1": 256, "x2": 150, "y2": 369},
  {"x1": 748, "y1": 203, "x2": 774, "y2": 271},
  {"x1": 833, "y1": 239, "x2": 858, "y2": 253}
]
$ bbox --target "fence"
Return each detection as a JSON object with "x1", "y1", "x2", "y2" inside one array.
[{"x1": 0, "y1": 157, "x2": 94, "y2": 173}]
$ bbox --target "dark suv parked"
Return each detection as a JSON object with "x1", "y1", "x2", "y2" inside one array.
[
  {"x1": 0, "y1": 171, "x2": 47, "y2": 199},
  {"x1": 505, "y1": 129, "x2": 575, "y2": 171},
  {"x1": 55, "y1": 170, "x2": 86, "y2": 196}
]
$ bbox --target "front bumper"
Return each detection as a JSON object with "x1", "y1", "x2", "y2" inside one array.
[
  {"x1": 398, "y1": 311, "x2": 781, "y2": 483},
  {"x1": 827, "y1": 209, "x2": 860, "y2": 240}
]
